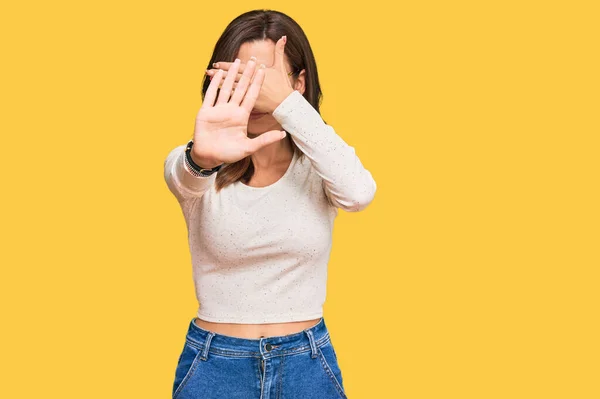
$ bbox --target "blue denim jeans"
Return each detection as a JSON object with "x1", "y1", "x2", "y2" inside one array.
[{"x1": 172, "y1": 316, "x2": 348, "y2": 399}]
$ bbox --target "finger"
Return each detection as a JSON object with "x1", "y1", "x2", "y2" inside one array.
[
  {"x1": 219, "y1": 81, "x2": 239, "y2": 90},
  {"x1": 210, "y1": 72, "x2": 249, "y2": 87},
  {"x1": 208, "y1": 60, "x2": 260, "y2": 84},
  {"x1": 219, "y1": 82, "x2": 250, "y2": 97},
  {"x1": 210, "y1": 55, "x2": 258, "y2": 77},
  {"x1": 212, "y1": 61, "x2": 248, "y2": 74},
  {"x1": 209, "y1": 56, "x2": 259, "y2": 85},
  {"x1": 203, "y1": 68, "x2": 225, "y2": 109},
  {"x1": 216, "y1": 58, "x2": 240, "y2": 105},
  {"x1": 212, "y1": 72, "x2": 252, "y2": 89},
  {"x1": 237, "y1": 69, "x2": 259, "y2": 86},
  {"x1": 273, "y1": 35, "x2": 287, "y2": 73},
  {"x1": 207, "y1": 69, "x2": 243, "y2": 81},
  {"x1": 241, "y1": 64, "x2": 266, "y2": 113},
  {"x1": 230, "y1": 57, "x2": 257, "y2": 105},
  {"x1": 245, "y1": 130, "x2": 287, "y2": 154}
]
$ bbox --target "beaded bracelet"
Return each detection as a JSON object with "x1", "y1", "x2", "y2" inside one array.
[{"x1": 184, "y1": 140, "x2": 223, "y2": 177}]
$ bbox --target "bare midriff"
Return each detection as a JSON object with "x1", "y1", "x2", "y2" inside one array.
[{"x1": 194, "y1": 317, "x2": 322, "y2": 339}]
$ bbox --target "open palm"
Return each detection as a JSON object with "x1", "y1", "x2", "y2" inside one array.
[{"x1": 191, "y1": 57, "x2": 286, "y2": 167}]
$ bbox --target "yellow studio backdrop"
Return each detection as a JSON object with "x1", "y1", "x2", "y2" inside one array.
[{"x1": 1, "y1": 1, "x2": 598, "y2": 398}]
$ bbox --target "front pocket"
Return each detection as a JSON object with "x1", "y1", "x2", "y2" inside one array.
[
  {"x1": 172, "y1": 340, "x2": 203, "y2": 399},
  {"x1": 317, "y1": 340, "x2": 347, "y2": 399}
]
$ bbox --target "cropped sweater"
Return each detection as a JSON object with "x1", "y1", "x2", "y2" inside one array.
[{"x1": 163, "y1": 90, "x2": 376, "y2": 323}]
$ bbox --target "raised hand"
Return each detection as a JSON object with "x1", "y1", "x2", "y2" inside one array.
[
  {"x1": 204, "y1": 36, "x2": 295, "y2": 114},
  {"x1": 191, "y1": 57, "x2": 288, "y2": 168}
]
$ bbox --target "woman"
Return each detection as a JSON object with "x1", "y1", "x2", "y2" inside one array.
[{"x1": 164, "y1": 9, "x2": 376, "y2": 399}]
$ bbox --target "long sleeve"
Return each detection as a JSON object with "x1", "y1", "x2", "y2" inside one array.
[
  {"x1": 272, "y1": 90, "x2": 377, "y2": 212},
  {"x1": 164, "y1": 144, "x2": 217, "y2": 204}
]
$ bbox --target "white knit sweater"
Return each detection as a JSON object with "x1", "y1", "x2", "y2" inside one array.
[{"x1": 164, "y1": 90, "x2": 376, "y2": 323}]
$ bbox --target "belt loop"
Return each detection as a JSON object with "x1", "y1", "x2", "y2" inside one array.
[
  {"x1": 200, "y1": 331, "x2": 215, "y2": 361},
  {"x1": 304, "y1": 328, "x2": 318, "y2": 359}
]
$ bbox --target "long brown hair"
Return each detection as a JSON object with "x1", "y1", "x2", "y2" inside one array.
[{"x1": 199, "y1": 9, "x2": 325, "y2": 192}]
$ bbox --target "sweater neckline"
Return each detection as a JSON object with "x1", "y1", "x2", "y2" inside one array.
[{"x1": 236, "y1": 149, "x2": 297, "y2": 192}]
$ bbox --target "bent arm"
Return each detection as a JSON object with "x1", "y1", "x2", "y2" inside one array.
[{"x1": 272, "y1": 90, "x2": 377, "y2": 212}]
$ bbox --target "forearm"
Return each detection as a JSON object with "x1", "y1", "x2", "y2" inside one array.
[
  {"x1": 272, "y1": 90, "x2": 377, "y2": 212},
  {"x1": 164, "y1": 144, "x2": 217, "y2": 203}
]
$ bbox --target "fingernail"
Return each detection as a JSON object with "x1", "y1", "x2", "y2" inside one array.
[
  {"x1": 282, "y1": 35, "x2": 287, "y2": 44},
  {"x1": 250, "y1": 56, "x2": 257, "y2": 62},
  {"x1": 234, "y1": 58, "x2": 240, "y2": 63},
  {"x1": 213, "y1": 62, "x2": 219, "y2": 68},
  {"x1": 260, "y1": 64, "x2": 265, "y2": 69}
]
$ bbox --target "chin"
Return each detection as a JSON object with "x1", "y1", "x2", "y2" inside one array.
[{"x1": 247, "y1": 116, "x2": 278, "y2": 135}]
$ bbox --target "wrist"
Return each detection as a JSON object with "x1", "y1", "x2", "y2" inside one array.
[
  {"x1": 269, "y1": 88, "x2": 295, "y2": 114},
  {"x1": 184, "y1": 140, "x2": 223, "y2": 177},
  {"x1": 190, "y1": 151, "x2": 222, "y2": 169},
  {"x1": 187, "y1": 140, "x2": 222, "y2": 168}
]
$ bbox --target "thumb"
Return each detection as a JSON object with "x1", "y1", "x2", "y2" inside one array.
[
  {"x1": 245, "y1": 130, "x2": 287, "y2": 153},
  {"x1": 274, "y1": 35, "x2": 287, "y2": 72}
]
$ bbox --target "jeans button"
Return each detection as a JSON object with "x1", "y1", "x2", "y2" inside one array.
[{"x1": 265, "y1": 343, "x2": 273, "y2": 351}]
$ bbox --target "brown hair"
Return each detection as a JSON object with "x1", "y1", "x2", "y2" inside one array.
[{"x1": 199, "y1": 9, "x2": 325, "y2": 192}]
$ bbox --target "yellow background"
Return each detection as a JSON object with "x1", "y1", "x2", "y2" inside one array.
[{"x1": 1, "y1": 1, "x2": 598, "y2": 398}]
